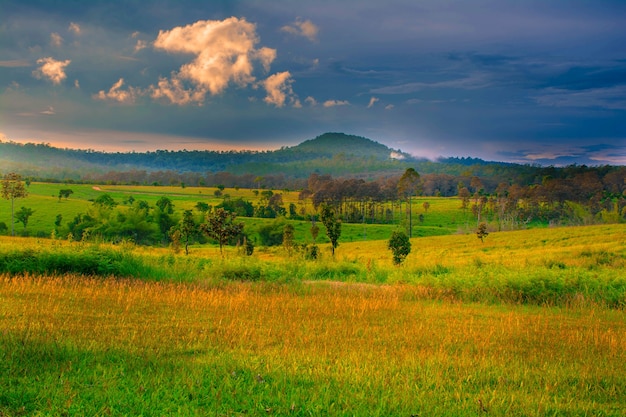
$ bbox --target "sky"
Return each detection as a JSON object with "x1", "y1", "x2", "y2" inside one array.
[{"x1": 1, "y1": 0, "x2": 625, "y2": 165}]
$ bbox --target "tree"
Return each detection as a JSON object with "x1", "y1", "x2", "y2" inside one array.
[
  {"x1": 201, "y1": 208, "x2": 244, "y2": 257},
  {"x1": 1, "y1": 173, "x2": 28, "y2": 236},
  {"x1": 388, "y1": 230, "x2": 411, "y2": 265},
  {"x1": 320, "y1": 204, "x2": 341, "y2": 257},
  {"x1": 178, "y1": 209, "x2": 198, "y2": 255},
  {"x1": 476, "y1": 222, "x2": 489, "y2": 243},
  {"x1": 283, "y1": 223, "x2": 295, "y2": 256},
  {"x1": 15, "y1": 206, "x2": 34, "y2": 229},
  {"x1": 58, "y1": 189, "x2": 73, "y2": 201},
  {"x1": 398, "y1": 168, "x2": 420, "y2": 237}
]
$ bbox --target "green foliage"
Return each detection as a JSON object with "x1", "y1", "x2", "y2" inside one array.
[
  {"x1": 388, "y1": 230, "x2": 411, "y2": 265},
  {"x1": 15, "y1": 207, "x2": 34, "y2": 229},
  {"x1": 257, "y1": 218, "x2": 285, "y2": 246},
  {"x1": 201, "y1": 208, "x2": 244, "y2": 256},
  {"x1": 320, "y1": 205, "x2": 341, "y2": 256},
  {"x1": 58, "y1": 189, "x2": 73, "y2": 200},
  {"x1": 1, "y1": 172, "x2": 28, "y2": 236},
  {"x1": 0, "y1": 247, "x2": 152, "y2": 277},
  {"x1": 217, "y1": 197, "x2": 254, "y2": 217}
]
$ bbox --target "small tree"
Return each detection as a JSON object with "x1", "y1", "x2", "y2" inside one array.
[
  {"x1": 178, "y1": 209, "x2": 198, "y2": 255},
  {"x1": 476, "y1": 222, "x2": 489, "y2": 243},
  {"x1": 388, "y1": 230, "x2": 411, "y2": 265},
  {"x1": 201, "y1": 208, "x2": 243, "y2": 257},
  {"x1": 15, "y1": 207, "x2": 34, "y2": 229},
  {"x1": 283, "y1": 223, "x2": 295, "y2": 256},
  {"x1": 58, "y1": 189, "x2": 73, "y2": 201},
  {"x1": 1, "y1": 173, "x2": 28, "y2": 236},
  {"x1": 320, "y1": 204, "x2": 341, "y2": 257}
]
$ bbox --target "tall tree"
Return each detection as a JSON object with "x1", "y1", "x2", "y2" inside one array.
[
  {"x1": 397, "y1": 168, "x2": 420, "y2": 237},
  {"x1": 1, "y1": 173, "x2": 28, "y2": 236},
  {"x1": 201, "y1": 208, "x2": 243, "y2": 257},
  {"x1": 320, "y1": 204, "x2": 341, "y2": 257}
]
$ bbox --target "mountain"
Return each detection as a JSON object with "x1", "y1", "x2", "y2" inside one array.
[
  {"x1": 0, "y1": 132, "x2": 415, "y2": 179},
  {"x1": 285, "y1": 132, "x2": 410, "y2": 160}
]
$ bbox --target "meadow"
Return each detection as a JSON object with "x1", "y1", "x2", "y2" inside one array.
[
  {"x1": 1, "y1": 221, "x2": 625, "y2": 415},
  {"x1": 0, "y1": 182, "x2": 463, "y2": 243}
]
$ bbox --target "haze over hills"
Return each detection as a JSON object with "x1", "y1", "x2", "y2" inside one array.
[
  {"x1": 1, "y1": 132, "x2": 621, "y2": 192},
  {"x1": 0, "y1": 132, "x2": 418, "y2": 178}
]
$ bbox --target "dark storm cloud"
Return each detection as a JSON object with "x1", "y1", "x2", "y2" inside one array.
[{"x1": 0, "y1": 0, "x2": 624, "y2": 164}]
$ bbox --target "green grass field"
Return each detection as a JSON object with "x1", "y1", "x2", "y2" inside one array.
[
  {"x1": 1, "y1": 222, "x2": 625, "y2": 415},
  {"x1": 0, "y1": 182, "x2": 464, "y2": 241}
]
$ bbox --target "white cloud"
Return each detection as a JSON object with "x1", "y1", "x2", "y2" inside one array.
[
  {"x1": 367, "y1": 97, "x2": 379, "y2": 108},
  {"x1": 68, "y1": 22, "x2": 81, "y2": 35},
  {"x1": 323, "y1": 99, "x2": 350, "y2": 107},
  {"x1": 385, "y1": 104, "x2": 395, "y2": 110},
  {"x1": 33, "y1": 57, "x2": 71, "y2": 84},
  {"x1": 74, "y1": 79, "x2": 80, "y2": 89},
  {"x1": 40, "y1": 106, "x2": 55, "y2": 115},
  {"x1": 281, "y1": 18, "x2": 319, "y2": 41},
  {"x1": 305, "y1": 96, "x2": 317, "y2": 106},
  {"x1": 152, "y1": 17, "x2": 277, "y2": 102},
  {"x1": 94, "y1": 78, "x2": 139, "y2": 104},
  {"x1": 50, "y1": 33, "x2": 63, "y2": 47},
  {"x1": 262, "y1": 71, "x2": 299, "y2": 107},
  {"x1": 150, "y1": 76, "x2": 206, "y2": 106}
]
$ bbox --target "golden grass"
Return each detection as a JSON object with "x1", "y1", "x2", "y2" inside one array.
[{"x1": 2, "y1": 274, "x2": 625, "y2": 414}]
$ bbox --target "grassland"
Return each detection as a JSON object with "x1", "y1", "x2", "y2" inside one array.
[
  {"x1": 1, "y1": 222, "x2": 625, "y2": 415},
  {"x1": 0, "y1": 182, "x2": 462, "y2": 242}
]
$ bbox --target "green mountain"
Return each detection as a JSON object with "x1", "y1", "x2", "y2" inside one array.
[
  {"x1": 285, "y1": 132, "x2": 410, "y2": 160},
  {"x1": 0, "y1": 132, "x2": 414, "y2": 179}
]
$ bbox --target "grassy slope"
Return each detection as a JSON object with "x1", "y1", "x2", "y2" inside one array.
[{"x1": 0, "y1": 183, "x2": 461, "y2": 242}]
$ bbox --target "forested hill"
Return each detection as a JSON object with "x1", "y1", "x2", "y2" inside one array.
[
  {"x1": 0, "y1": 132, "x2": 415, "y2": 179},
  {"x1": 1, "y1": 132, "x2": 622, "y2": 193}
]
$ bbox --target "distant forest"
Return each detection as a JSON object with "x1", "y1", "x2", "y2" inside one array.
[{"x1": 2, "y1": 133, "x2": 625, "y2": 226}]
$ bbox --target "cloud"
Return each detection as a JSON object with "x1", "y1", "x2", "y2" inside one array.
[
  {"x1": 323, "y1": 99, "x2": 350, "y2": 107},
  {"x1": 150, "y1": 76, "x2": 206, "y2": 106},
  {"x1": 32, "y1": 57, "x2": 71, "y2": 84},
  {"x1": 50, "y1": 32, "x2": 63, "y2": 47},
  {"x1": 134, "y1": 39, "x2": 147, "y2": 52},
  {"x1": 40, "y1": 106, "x2": 55, "y2": 115},
  {"x1": 385, "y1": 104, "x2": 395, "y2": 110},
  {"x1": 152, "y1": 17, "x2": 277, "y2": 103},
  {"x1": 534, "y1": 86, "x2": 626, "y2": 110},
  {"x1": 367, "y1": 97, "x2": 379, "y2": 108},
  {"x1": 262, "y1": 71, "x2": 299, "y2": 107},
  {"x1": 94, "y1": 78, "x2": 139, "y2": 104},
  {"x1": 281, "y1": 18, "x2": 319, "y2": 41},
  {"x1": 371, "y1": 73, "x2": 491, "y2": 94},
  {"x1": 305, "y1": 96, "x2": 317, "y2": 106},
  {"x1": 0, "y1": 60, "x2": 30, "y2": 67},
  {"x1": 74, "y1": 79, "x2": 80, "y2": 89},
  {"x1": 68, "y1": 22, "x2": 81, "y2": 35}
]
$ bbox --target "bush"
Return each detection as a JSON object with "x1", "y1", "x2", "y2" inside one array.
[{"x1": 388, "y1": 230, "x2": 411, "y2": 265}]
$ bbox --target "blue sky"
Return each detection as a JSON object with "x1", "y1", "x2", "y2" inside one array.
[{"x1": 1, "y1": 0, "x2": 625, "y2": 165}]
